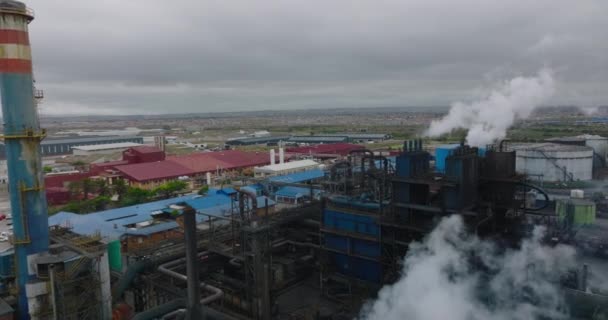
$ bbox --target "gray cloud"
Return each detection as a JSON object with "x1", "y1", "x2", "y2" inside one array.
[{"x1": 25, "y1": 0, "x2": 608, "y2": 115}]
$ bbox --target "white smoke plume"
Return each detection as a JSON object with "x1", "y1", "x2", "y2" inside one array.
[
  {"x1": 427, "y1": 69, "x2": 555, "y2": 146},
  {"x1": 359, "y1": 215, "x2": 576, "y2": 320}
]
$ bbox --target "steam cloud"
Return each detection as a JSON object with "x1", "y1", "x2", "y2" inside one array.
[
  {"x1": 427, "y1": 69, "x2": 555, "y2": 146},
  {"x1": 359, "y1": 215, "x2": 576, "y2": 320}
]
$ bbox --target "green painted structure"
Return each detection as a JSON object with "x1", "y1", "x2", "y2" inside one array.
[
  {"x1": 556, "y1": 199, "x2": 596, "y2": 226},
  {"x1": 108, "y1": 240, "x2": 123, "y2": 271}
]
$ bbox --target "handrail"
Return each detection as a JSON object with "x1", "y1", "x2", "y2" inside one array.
[
  {"x1": 536, "y1": 149, "x2": 574, "y2": 182},
  {"x1": 0, "y1": 7, "x2": 34, "y2": 20}
]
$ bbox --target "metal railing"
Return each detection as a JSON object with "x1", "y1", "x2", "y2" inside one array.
[
  {"x1": 536, "y1": 149, "x2": 574, "y2": 182},
  {"x1": 0, "y1": 6, "x2": 34, "y2": 20}
]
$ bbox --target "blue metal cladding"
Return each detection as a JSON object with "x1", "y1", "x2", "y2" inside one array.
[
  {"x1": 325, "y1": 234, "x2": 380, "y2": 258},
  {"x1": 322, "y1": 205, "x2": 382, "y2": 283},
  {"x1": 1, "y1": 71, "x2": 49, "y2": 315},
  {"x1": 0, "y1": 250, "x2": 14, "y2": 279},
  {"x1": 435, "y1": 144, "x2": 460, "y2": 173},
  {"x1": 322, "y1": 209, "x2": 379, "y2": 237},
  {"x1": 330, "y1": 253, "x2": 382, "y2": 283}
]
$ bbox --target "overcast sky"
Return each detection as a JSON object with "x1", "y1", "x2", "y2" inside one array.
[{"x1": 26, "y1": 0, "x2": 608, "y2": 115}]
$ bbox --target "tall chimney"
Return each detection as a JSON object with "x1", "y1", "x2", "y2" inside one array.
[
  {"x1": 0, "y1": 1, "x2": 49, "y2": 316},
  {"x1": 270, "y1": 149, "x2": 275, "y2": 165},
  {"x1": 279, "y1": 148, "x2": 284, "y2": 164}
]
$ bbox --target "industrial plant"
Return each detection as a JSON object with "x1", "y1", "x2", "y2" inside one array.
[{"x1": 0, "y1": 1, "x2": 606, "y2": 320}]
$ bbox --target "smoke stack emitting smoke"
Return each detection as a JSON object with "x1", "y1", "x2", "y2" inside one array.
[
  {"x1": 359, "y1": 216, "x2": 575, "y2": 320},
  {"x1": 427, "y1": 69, "x2": 555, "y2": 146}
]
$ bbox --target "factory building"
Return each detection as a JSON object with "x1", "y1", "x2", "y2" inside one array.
[
  {"x1": 49, "y1": 191, "x2": 275, "y2": 255},
  {"x1": 0, "y1": 135, "x2": 144, "y2": 158},
  {"x1": 0, "y1": 3, "x2": 604, "y2": 316},
  {"x1": 288, "y1": 136, "x2": 348, "y2": 144},
  {"x1": 225, "y1": 136, "x2": 290, "y2": 146},
  {"x1": 313, "y1": 133, "x2": 391, "y2": 141},
  {"x1": 71, "y1": 142, "x2": 143, "y2": 156},
  {"x1": 513, "y1": 143, "x2": 593, "y2": 182},
  {"x1": 254, "y1": 159, "x2": 320, "y2": 178},
  {"x1": 286, "y1": 143, "x2": 365, "y2": 158}
]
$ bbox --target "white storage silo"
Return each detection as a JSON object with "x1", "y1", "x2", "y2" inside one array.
[{"x1": 514, "y1": 143, "x2": 593, "y2": 182}]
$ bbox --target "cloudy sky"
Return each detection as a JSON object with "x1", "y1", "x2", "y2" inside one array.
[{"x1": 26, "y1": 0, "x2": 608, "y2": 115}]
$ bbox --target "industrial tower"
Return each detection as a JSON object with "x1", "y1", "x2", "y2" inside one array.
[{"x1": 0, "y1": 1, "x2": 49, "y2": 318}]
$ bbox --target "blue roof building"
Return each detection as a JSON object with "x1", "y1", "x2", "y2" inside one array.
[
  {"x1": 49, "y1": 189, "x2": 275, "y2": 240},
  {"x1": 267, "y1": 169, "x2": 325, "y2": 184},
  {"x1": 274, "y1": 186, "x2": 322, "y2": 204}
]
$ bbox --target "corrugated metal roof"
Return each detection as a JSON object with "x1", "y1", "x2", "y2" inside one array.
[
  {"x1": 317, "y1": 133, "x2": 390, "y2": 139},
  {"x1": 130, "y1": 146, "x2": 164, "y2": 154},
  {"x1": 115, "y1": 161, "x2": 194, "y2": 182},
  {"x1": 168, "y1": 150, "x2": 269, "y2": 173},
  {"x1": 225, "y1": 136, "x2": 290, "y2": 144},
  {"x1": 42, "y1": 136, "x2": 142, "y2": 145},
  {"x1": 275, "y1": 186, "x2": 321, "y2": 198},
  {"x1": 268, "y1": 169, "x2": 325, "y2": 183},
  {"x1": 72, "y1": 142, "x2": 142, "y2": 151},
  {"x1": 256, "y1": 159, "x2": 319, "y2": 173},
  {"x1": 286, "y1": 143, "x2": 364, "y2": 155},
  {"x1": 289, "y1": 136, "x2": 348, "y2": 143},
  {"x1": 48, "y1": 191, "x2": 275, "y2": 239}
]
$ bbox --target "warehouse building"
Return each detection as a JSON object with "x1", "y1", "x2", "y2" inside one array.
[
  {"x1": 49, "y1": 190, "x2": 275, "y2": 254},
  {"x1": 0, "y1": 135, "x2": 144, "y2": 158},
  {"x1": 254, "y1": 159, "x2": 321, "y2": 178},
  {"x1": 72, "y1": 142, "x2": 143, "y2": 156},
  {"x1": 286, "y1": 143, "x2": 365, "y2": 158},
  {"x1": 315, "y1": 133, "x2": 391, "y2": 141},
  {"x1": 225, "y1": 136, "x2": 290, "y2": 146}
]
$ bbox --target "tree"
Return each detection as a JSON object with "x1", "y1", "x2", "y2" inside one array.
[
  {"x1": 113, "y1": 179, "x2": 128, "y2": 200},
  {"x1": 68, "y1": 180, "x2": 83, "y2": 197},
  {"x1": 120, "y1": 187, "x2": 154, "y2": 206},
  {"x1": 43, "y1": 166, "x2": 53, "y2": 173},
  {"x1": 70, "y1": 160, "x2": 87, "y2": 172},
  {"x1": 154, "y1": 180, "x2": 188, "y2": 199},
  {"x1": 82, "y1": 178, "x2": 93, "y2": 199},
  {"x1": 198, "y1": 185, "x2": 209, "y2": 196},
  {"x1": 93, "y1": 179, "x2": 110, "y2": 197}
]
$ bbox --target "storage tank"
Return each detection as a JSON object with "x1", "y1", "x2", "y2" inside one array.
[
  {"x1": 546, "y1": 135, "x2": 608, "y2": 168},
  {"x1": 581, "y1": 134, "x2": 608, "y2": 166},
  {"x1": 514, "y1": 143, "x2": 593, "y2": 182}
]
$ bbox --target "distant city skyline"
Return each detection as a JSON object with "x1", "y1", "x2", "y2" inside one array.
[{"x1": 26, "y1": 0, "x2": 608, "y2": 115}]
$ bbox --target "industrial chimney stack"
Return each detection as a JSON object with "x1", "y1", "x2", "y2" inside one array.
[{"x1": 0, "y1": 1, "x2": 49, "y2": 317}]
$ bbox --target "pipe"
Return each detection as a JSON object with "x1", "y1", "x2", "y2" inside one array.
[
  {"x1": 131, "y1": 299, "x2": 186, "y2": 320},
  {"x1": 238, "y1": 188, "x2": 258, "y2": 222},
  {"x1": 162, "y1": 306, "x2": 240, "y2": 320},
  {"x1": 229, "y1": 258, "x2": 242, "y2": 268},
  {"x1": 516, "y1": 182, "x2": 550, "y2": 211},
  {"x1": 49, "y1": 264, "x2": 58, "y2": 320},
  {"x1": 183, "y1": 206, "x2": 203, "y2": 319},
  {"x1": 158, "y1": 252, "x2": 224, "y2": 305}
]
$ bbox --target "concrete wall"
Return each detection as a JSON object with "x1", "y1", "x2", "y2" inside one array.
[{"x1": 516, "y1": 149, "x2": 593, "y2": 181}]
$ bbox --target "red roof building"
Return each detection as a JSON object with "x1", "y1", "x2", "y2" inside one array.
[
  {"x1": 123, "y1": 146, "x2": 165, "y2": 164},
  {"x1": 167, "y1": 150, "x2": 270, "y2": 173},
  {"x1": 114, "y1": 161, "x2": 194, "y2": 186},
  {"x1": 286, "y1": 143, "x2": 365, "y2": 157}
]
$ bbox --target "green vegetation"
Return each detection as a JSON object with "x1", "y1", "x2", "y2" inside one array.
[
  {"x1": 198, "y1": 185, "x2": 209, "y2": 195},
  {"x1": 153, "y1": 180, "x2": 188, "y2": 199},
  {"x1": 119, "y1": 187, "x2": 155, "y2": 207},
  {"x1": 54, "y1": 179, "x2": 191, "y2": 215},
  {"x1": 43, "y1": 166, "x2": 53, "y2": 173}
]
